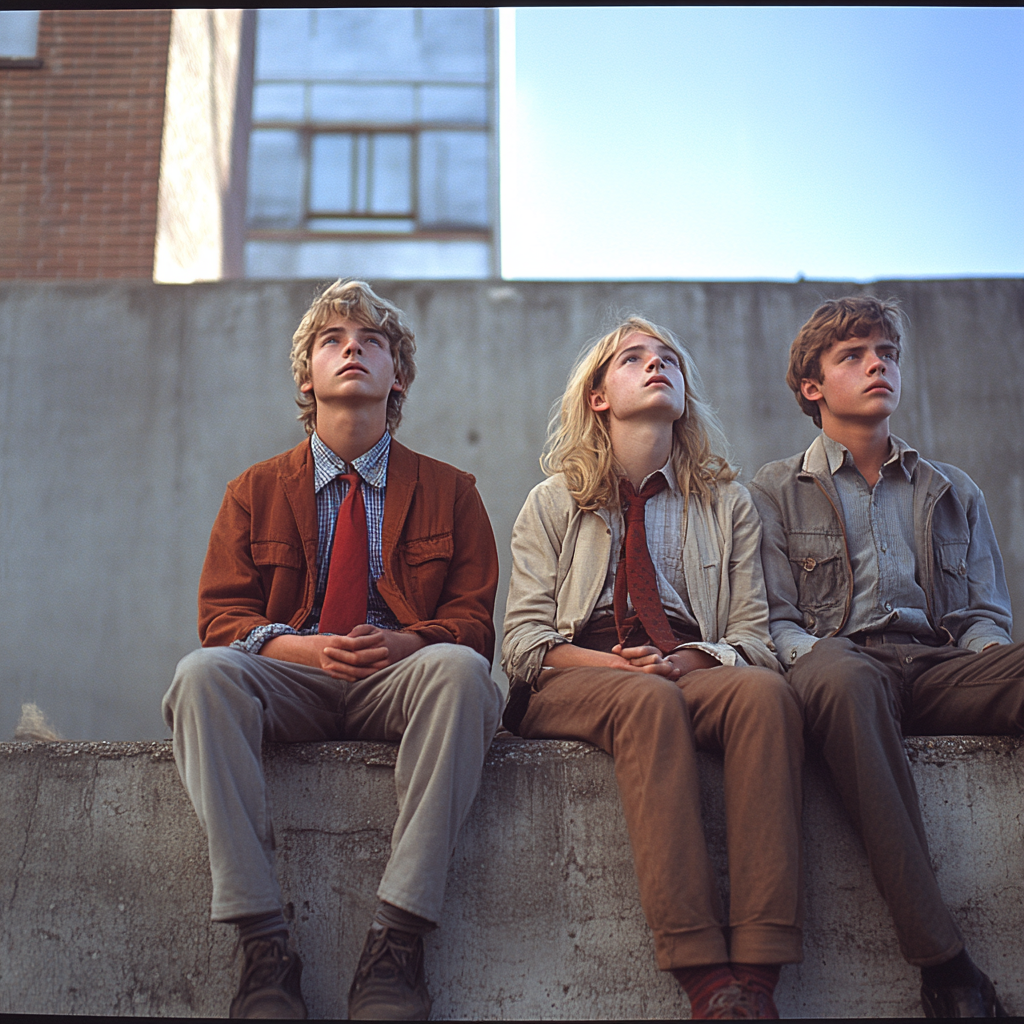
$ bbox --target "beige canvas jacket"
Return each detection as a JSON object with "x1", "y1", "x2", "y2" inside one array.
[{"x1": 501, "y1": 473, "x2": 780, "y2": 688}]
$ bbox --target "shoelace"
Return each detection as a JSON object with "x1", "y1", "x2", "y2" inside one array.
[
  {"x1": 354, "y1": 927, "x2": 420, "y2": 989},
  {"x1": 705, "y1": 983, "x2": 759, "y2": 1020},
  {"x1": 238, "y1": 938, "x2": 294, "y2": 992}
]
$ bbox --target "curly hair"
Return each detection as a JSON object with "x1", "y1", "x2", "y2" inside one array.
[
  {"x1": 787, "y1": 296, "x2": 904, "y2": 427},
  {"x1": 290, "y1": 279, "x2": 417, "y2": 435},
  {"x1": 542, "y1": 316, "x2": 736, "y2": 510}
]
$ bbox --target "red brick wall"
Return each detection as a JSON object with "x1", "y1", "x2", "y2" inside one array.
[{"x1": 0, "y1": 10, "x2": 172, "y2": 279}]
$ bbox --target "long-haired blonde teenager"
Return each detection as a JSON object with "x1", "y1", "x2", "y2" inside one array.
[{"x1": 502, "y1": 317, "x2": 804, "y2": 1020}]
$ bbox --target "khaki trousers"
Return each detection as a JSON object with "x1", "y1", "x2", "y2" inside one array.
[
  {"x1": 789, "y1": 636, "x2": 1024, "y2": 966},
  {"x1": 162, "y1": 644, "x2": 502, "y2": 924},
  {"x1": 519, "y1": 662, "x2": 805, "y2": 970}
]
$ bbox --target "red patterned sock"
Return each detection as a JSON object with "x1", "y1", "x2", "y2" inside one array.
[
  {"x1": 733, "y1": 963, "x2": 781, "y2": 1019},
  {"x1": 671, "y1": 964, "x2": 739, "y2": 1019}
]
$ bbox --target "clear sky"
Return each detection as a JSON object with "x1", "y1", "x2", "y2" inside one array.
[{"x1": 499, "y1": 7, "x2": 1024, "y2": 281}]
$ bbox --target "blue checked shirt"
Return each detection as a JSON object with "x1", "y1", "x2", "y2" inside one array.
[{"x1": 233, "y1": 431, "x2": 401, "y2": 654}]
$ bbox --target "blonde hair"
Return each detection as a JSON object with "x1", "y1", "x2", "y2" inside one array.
[
  {"x1": 542, "y1": 316, "x2": 736, "y2": 510},
  {"x1": 290, "y1": 279, "x2": 417, "y2": 435}
]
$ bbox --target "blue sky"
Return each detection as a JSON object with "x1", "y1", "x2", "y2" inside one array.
[{"x1": 499, "y1": 7, "x2": 1024, "y2": 280}]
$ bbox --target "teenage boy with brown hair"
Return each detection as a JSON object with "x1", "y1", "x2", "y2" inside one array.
[
  {"x1": 162, "y1": 279, "x2": 502, "y2": 1020},
  {"x1": 751, "y1": 295, "x2": 1021, "y2": 1018}
]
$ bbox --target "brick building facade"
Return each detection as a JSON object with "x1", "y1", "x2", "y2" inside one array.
[
  {"x1": 0, "y1": 10, "x2": 173, "y2": 279},
  {"x1": 0, "y1": 8, "x2": 495, "y2": 282}
]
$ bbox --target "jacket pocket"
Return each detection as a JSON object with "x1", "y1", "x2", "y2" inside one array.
[
  {"x1": 787, "y1": 533, "x2": 846, "y2": 630},
  {"x1": 934, "y1": 540, "x2": 969, "y2": 610},
  {"x1": 250, "y1": 540, "x2": 304, "y2": 608},
  {"x1": 251, "y1": 540, "x2": 303, "y2": 569},
  {"x1": 399, "y1": 533, "x2": 454, "y2": 613},
  {"x1": 401, "y1": 533, "x2": 454, "y2": 566}
]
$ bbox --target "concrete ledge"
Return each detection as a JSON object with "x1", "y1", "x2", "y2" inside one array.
[{"x1": 2, "y1": 736, "x2": 1022, "y2": 1018}]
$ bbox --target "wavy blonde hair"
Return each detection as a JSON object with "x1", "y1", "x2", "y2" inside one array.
[
  {"x1": 542, "y1": 316, "x2": 736, "y2": 510},
  {"x1": 290, "y1": 279, "x2": 417, "y2": 435}
]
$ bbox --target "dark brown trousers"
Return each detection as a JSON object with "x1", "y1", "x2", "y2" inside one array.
[
  {"x1": 519, "y1": 622, "x2": 804, "y2": 969},
  {"x1": 788, "y1": 636, "x2": 1024, "y2": 966}
]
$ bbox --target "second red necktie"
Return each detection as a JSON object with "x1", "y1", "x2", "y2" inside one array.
[{"x1": 613, "y1": 473, "x2": 678, "y2": 654}]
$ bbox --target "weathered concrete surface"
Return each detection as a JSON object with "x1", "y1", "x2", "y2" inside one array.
[
  {"x1": 1, "y1": 736, "x2": 1022, "y2": 1018},
  {"x1": 0, "y1": 279, "x2": 1021, "y2": 740}
]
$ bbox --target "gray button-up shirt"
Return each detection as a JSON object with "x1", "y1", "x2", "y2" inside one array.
[{"x1": 821, "y1": 432, "x2": 934, "y2": 639}]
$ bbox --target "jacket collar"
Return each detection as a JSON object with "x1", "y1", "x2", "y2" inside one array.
[
  {"x1": 382, "y1": 439, "x2": 418, "y2": 556},
  {"x1": 277, "y1": 439, "x2": 319, "y2": 585}
]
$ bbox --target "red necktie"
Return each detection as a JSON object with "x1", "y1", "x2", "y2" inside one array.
[
  {"x1": 318, "y1": 471, "x2": 368, "y2": 636},
  {"x1": 613, "y1": 473, "x2": 678, "y2": 654}
]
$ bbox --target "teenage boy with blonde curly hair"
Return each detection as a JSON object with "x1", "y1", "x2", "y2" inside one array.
[
  {"x1": 503, "y1": 317, "x2": 805, "y2": 1019},
  {"x1": 163, "y1": 279, "x2": 502, "y2": 1020},
  {"x1": 751, "y1": 295, "x2": 1021, "y2": 1017}
]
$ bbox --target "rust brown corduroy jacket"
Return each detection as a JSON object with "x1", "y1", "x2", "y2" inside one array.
[{"x1": 198, "y1": 438, "x2": 499, "y2": 663}]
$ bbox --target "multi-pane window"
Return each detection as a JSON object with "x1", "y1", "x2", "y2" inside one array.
[{"x1": 245, "y1": 9, "x2": 493, "y2": 239}]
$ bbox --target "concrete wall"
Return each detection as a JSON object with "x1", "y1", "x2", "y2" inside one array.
[
  {"x1": 2, "y1": 736, "x2": 1022, "y2": 1018},
  {"x1": 0, "y1": 279, "x2": 1021, "y2": 740}
]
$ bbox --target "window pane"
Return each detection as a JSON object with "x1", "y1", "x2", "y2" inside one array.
[
  {"x1": 255, "y1": 10, "x2": 313, "y2": 78},
  {"x1": 419, "y1": 85, "x2": 488, "y2": 124},
  {"x1": 309, "y1": 134, "x2": 354, "y2": 213},
  {"x1": 370, "y1": 135, "x2": 413, "y2": 215},
  {"x1": 246, "y1": 130, "x2": 304, "y2": 228},
  {"x1": 0, "y1": 11, "x2": 40, "y2": 58},
  {"x1": 308, "y1": 218, "x2": 414, "y2": 234},
  {"x1": 253, "y1": 83, "x2": 305, "y2": 122},
  {"x1": 418, "y1": 9, "x2": 488, "y2": 80},
  {"x1": 310, "y1": 84, "x2": 415, "y2": 123},
  {"x1": 418, "y1": 131, "x2": 489, "y2": 229}
]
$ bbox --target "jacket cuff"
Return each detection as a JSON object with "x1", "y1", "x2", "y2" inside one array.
[
  {"x1": 232, "y1": 622, "x2": 300, "y2": 655},
  {"x1": 672, "y1": 641, "x2": 737, "y2": 667},
  {"x1": 958, "y1": 621, "x2": 1013, "y2": 653},
  {"x1": 403, "y1": 623, "x2": 457, "y2": 646},
  {"x1": 777, "y1": 631, "x2": 819, "y2": 667}
]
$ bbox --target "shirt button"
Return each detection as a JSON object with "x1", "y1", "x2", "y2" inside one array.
[
  {"x1": 880, "y1": 542, "x2": 888, "y2": 553},
  {"x1": 905, "y1": 655, "x2": 913, "y2": 664},
  {"x1": 884, "y1": 601, "x2": 892, "y2": 612}
]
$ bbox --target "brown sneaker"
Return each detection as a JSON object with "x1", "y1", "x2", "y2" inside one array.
[
  {"x1": 348, "y1": 923, "x2": 431, "y2": 1021},
  {"x1": 229, "y1": 935, "x2": 307, "y2": 1019}
]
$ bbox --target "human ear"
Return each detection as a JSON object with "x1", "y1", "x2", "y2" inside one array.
[
  {"x1": 588, "y1": 389, "x2": 609, "y2": 413},
  {"x1": 800, "y1": 378, "x2": 823, "y2": 403},
  {"x1": 300, "y1": 379, "x2": 314, "y2": 394}
]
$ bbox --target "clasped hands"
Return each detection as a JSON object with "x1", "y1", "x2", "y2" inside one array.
[
  {"x1": 610, "y1": 643, "x2": 718, "y2": 681},
  {"x1": 260, "y1": 624, "x2": 425, "y2": 681}
]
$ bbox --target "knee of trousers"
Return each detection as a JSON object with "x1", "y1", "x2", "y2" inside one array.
[
  {"x1": 162, "y1": 647, "x2": 255, "y2": 731},
  {"x1": 728, "y1": 668, "x2": 803, "y2": 729},
  {"x1": 407, "y1": 644, "x2": 502, "y2": 724},
  {"x1": 610, "y1": 674, "x2": 690, "y2": 735},
  {"x1": 788, "y1": 641, "x2": 894, "y2": 723}
]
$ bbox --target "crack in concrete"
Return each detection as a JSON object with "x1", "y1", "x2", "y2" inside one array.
[
  {"x1": 280, "y1": 826, "x2": 387, "y2": 840},
  {"x1": 7, "y1": 754, "x2": 43, "y2": 913}
]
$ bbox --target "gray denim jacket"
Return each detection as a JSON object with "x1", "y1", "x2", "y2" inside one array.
[
  {"x1": 502, "y1": 474, "x2": 781, "y2": 689},
  {"x1": 750, "y1": 434, "x2": 1013, "y2": 668}
]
